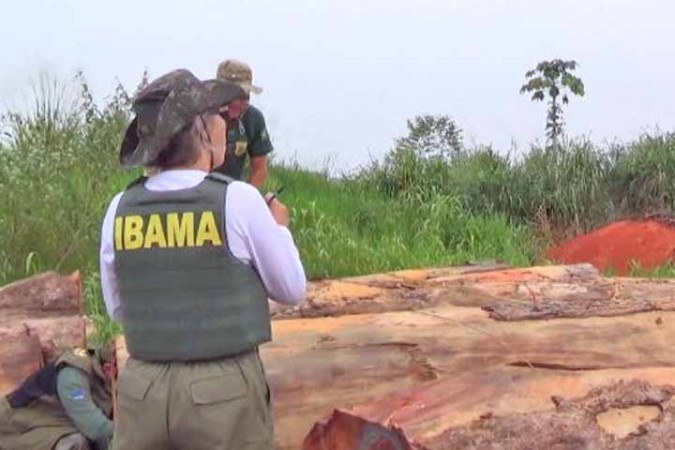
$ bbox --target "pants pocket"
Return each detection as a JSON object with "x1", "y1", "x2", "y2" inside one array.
[
  {"x1": 189, "y1": 373, "x2": 247, "y2": 405},
  {"x1": 117, "y1": 371, "x2": 152, "y2": 401},
  {"x1": 253, "y1": 351, "x2": 273, "y2": 415},
  {"x1": 113, "y1": 367, "x2": 155, "y2": 450},
  {"x1": 175, "y1": 371, "x2": 249, "y2": 450}
]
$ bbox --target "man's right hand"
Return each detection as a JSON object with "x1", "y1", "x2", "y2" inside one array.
[{"x1": 265, "y1": 194, "x2": 290, "y2": 227}]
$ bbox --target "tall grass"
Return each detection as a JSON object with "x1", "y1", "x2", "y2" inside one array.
[
  {"x1": 608, "y1": 133, "x2": 675, "y2": 214},
  {"x1": 0, "y1": 75, "x2": 135, "y2": 283},
  {"x1": 357, "y1": 134, "x2": 675, "y2": 239},
  {"x1": 270, "y1": 166, "x2": 535, "y2": 279},
  {"x1": 0, "y1": 74, "x2": 136, "y2": 342}
]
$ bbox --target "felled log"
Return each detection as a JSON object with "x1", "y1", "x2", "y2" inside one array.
[
  {"x1": 0, "y1": 271, "x2": 82, "y2": 313},
  {"x1": 269, "y1": 308, "x2": 675, "y2": 448},
  {"x1": 0, "y1": 271, "x2": 86, "y2": 395},
  {"x1": 0, "y1": 328, "x2": 42, "y2": 395},
  {"x1": 270, "y1": 262, "x2": 513, "y2": 320},
  {"x1": 8, "y1": 317, "x2": 87, "y2": 361},
  {"x1": 425, "y1": 379, "x2": 675, "y2": 449},
  {"x1": 307, "y1": 380, "x2": 675, "y2": 449},
  {"x1": 117, "y1": 264, "x2": 675, "y2": 449}
]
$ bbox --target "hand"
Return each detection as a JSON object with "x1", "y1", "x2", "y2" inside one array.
[
  {"x1": 265, "y1": 193, "x2": 290, "y2": 227},
  {"x1": 103, "y1": 361, "x2": 118, "y2": 381}
]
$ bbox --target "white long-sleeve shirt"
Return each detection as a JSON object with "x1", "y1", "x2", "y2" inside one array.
[{"x1": 99, "y1": 170, "x2": 306, "y2": 321}]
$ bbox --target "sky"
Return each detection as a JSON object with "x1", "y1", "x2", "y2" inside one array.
[{"x1": 1, "y1": 0, "x2": 674, "y2": 172}]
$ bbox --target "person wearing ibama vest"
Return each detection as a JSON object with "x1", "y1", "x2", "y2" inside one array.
[
  {"x1": 99, "y1": 69, "x2": 307, "y2": 450},
  {"x1": 0, "y1": 346, "x2": 116, "y2": 450}
]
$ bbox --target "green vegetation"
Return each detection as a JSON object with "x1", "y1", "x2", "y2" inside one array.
[
  {"x1": 603, "y1": 262, "x2": 675, "y2": 279},
  {"x1": 1, "y1": 74, "x2": 674, "y2": 343},
  {"x1": 629, "y1": 262, "x2": 675, "y2": 279},
  {"x1": 359, "y1": 116, "x2": 674, "y2": 238},
  {"x1": 272, "y1": 166, "x2": 535, "y2": 280}
]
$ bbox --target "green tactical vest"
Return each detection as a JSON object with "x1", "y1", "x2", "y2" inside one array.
[
  {"x1": 55, "y1": 351, "x2": 113, "y2": 418},
  {"x1": 113, "y1": 173, "x2": 271, "y2": 362},
  {"x1": 0, "y1": 351, "x2": 112, "y2": 450}
]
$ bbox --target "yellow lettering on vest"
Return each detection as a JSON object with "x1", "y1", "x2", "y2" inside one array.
[
  {"x1": 114, "y1": 217, "x2": 124, "y2": 250},
  {"x1": 123, "y1": 215, "x2": 144, "y2": 250},
  {"x1": 195, "y1": 211, "x2": 222, "y2": 246},
  {"x1": 144, "y1": 214, "x2": 167, "y2": 248},
  {"x1": 166, "y1": 212, "x2": 195, "y2": 247}
]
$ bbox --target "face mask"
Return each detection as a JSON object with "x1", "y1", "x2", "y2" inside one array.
[{"x1": 224, "y1": 99, "x2": 248, "y2": 119}]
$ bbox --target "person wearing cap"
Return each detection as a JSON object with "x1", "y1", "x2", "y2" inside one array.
[
  {"x1": 99, "y1": 69, "x2": 306, "y2": 450},
  {"x1": 213, "y1": 59, "x2": 273, "y2": 188},
  {"x1": 0, "y1": 347, "x2": 116, "y2": 450}
]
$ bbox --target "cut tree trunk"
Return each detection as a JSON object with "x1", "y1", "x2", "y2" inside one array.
[
  {"x1": 116, "y1": 264, "x2": 675, "y2": 449},
  {"x1": 0, "y1": 327, "x2": 42, "y2": 395},
  {"x1": 0, "y1": 271, "x2": 86, "y2": 395},
  {"x1": 14, "y1": 316, "x2": 87, "y2": 361},
  {"x1": 306, "y1": 379, "x2": 675, "y2": 450},
  {"x1": 0, "y1": 271, "x2": 82, "y2": 313}
]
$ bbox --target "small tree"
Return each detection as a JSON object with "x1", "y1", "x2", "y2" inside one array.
[
  {"x1": 520, "y1": 59, "x2": 585, "y2": 144},
  {"x1": 396, "y1": 115, "x2": 463, "y2": 159}
]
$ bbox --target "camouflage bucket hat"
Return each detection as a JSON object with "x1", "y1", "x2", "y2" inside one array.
[
  {"x1": 216, "y1": 59, "x2": 263, "y2": 95},
  {"x1": 119, "y1": 69, "x2": 247, "y2": 169}
]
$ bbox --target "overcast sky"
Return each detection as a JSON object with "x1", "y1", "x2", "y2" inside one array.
[{"x1": 2, "y1": 0, "x2": 674, "y2": 172}]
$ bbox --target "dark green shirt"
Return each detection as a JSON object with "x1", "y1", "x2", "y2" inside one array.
[{"x1": 214, "y1": 105, "x2": 273, "y2": 180}]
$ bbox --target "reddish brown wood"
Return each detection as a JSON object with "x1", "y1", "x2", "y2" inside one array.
[
  {"x1": 116, "y1": 264, "x2": 675, "y2": 449},
  {"x1": 0, "y1": 271, "x2": 86, "y2": 394},
  {"x1": 306, "y1": 380, "x2": 675, "y2": 450},
  {"x1": 0, "y1": 271, "x2": 82, "y2": 313},
  {"x1": 0, "y1": 328, "x2": 43, "y2": 396}
]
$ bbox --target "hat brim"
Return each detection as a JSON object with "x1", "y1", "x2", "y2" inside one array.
[
  {"x1": 119, "y1": 79, "x2": 247, "y2": 169},
  {"x1": 119, "y1": 117, "x2": 141, "y2": 168},
  {"x1": 201, "y1": 79, "x2": 250, "y2": 105},
  {"x1": 237, "y1": 82, "x2": 263, "y2": 95},
  {"x1": 119, "y1": 117, "x2": 161, "y2": 169}
]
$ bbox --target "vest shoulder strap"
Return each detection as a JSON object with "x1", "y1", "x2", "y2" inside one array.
[
  {"x1": 206, "y1": 172, "x2": 235, "y2": 185},
  {"x1": 125, "y1": 175, "x2": 148, "y2": 190},
  {"x1": 55, "y1": 349, "x2": 93, "y2": 375}
]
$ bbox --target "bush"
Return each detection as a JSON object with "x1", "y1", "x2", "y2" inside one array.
[
  {"x1": 357, "y1": 132, "x2": 675, "y2": 238},
  {"x1": 608, "y1": 132, "x2": 675, "y2": 216},
  {"x1": 508, "y1": 139, "x2": 614, "y2": 235}
]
